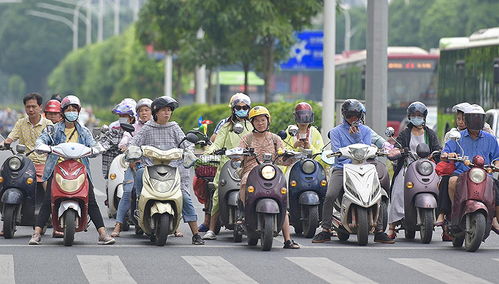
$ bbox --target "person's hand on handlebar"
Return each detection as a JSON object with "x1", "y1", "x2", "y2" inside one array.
[{"x1": 440, "y1": 152, "x2": 458, "y2": 160}]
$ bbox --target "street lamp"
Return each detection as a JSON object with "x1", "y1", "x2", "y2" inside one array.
[{"x1": 26, "y1": 10, "x2": 77, "y2": 50}]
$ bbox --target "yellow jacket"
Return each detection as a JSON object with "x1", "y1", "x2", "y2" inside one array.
[{"x1": 282, "y1": 125, "x2": 328, "y2": 173}]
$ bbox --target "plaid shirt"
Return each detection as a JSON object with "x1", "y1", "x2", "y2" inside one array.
[
  {"x1": 131, "y1": 120, "x2": 193, "y2": 191},
  {"x1": 97, "y1": 121, "x2": 124, "y2": 178},
  {"x1": 7, "y1": 115, "x2": 53, "y2": 164}
]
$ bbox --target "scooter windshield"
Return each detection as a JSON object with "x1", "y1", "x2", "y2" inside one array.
[{"x1": 51, "y1": 143, "x2": 92, "y2": 159}]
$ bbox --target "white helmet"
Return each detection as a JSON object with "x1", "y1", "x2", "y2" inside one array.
[
  {"x1": 61, "y1": 95, "x2": 81, "y2": 111},
  {"x1": 229, "y1": 93, "x2": 251, "y2": 108},
  {"x1": 451, "y1": 102, "x2": 471, "y2": 113},
  {"x1": 136, "y1": 98, "x2": 153, "y2": 112},
  {"x1": 112, "y1": 98, "x2": 137, "y2": 117}
]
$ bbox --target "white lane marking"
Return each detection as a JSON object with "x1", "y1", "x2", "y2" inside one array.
[
  {"x1": 390, "y1": 258, "x2": 492, "y2": 284},
  {"x1": 0, "y1": 255, "x2": 15, "y2": 283},
  {"x1": 77, "y1": 255, "x2": 136, "y2": 284},
  {"x1": 287, "y1": 257, "x2": 377, "y2": 284},
  {"x1": 182, "y1": 256, "x2": 257, "y2": 284},
  {"x1": 93, "y1": 187, "x2": 106, "y2": 197},
  {"x1": 494, "y1": 259, "x2": 499, "y2": 262}
]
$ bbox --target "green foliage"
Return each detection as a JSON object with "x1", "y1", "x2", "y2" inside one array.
[
  {"x1": 48, "y1": 26, "x2": 164, "y2": 107},
  {"x1": 171, "y1": 101, "x2": 323, "y2": 134}
]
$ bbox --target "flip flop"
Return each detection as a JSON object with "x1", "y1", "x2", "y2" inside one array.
[
  {"x1": 492, "y1": 226, "x2": 499, "y2": 235},
  {"x1": 434, "y1": 221, "x2": 445, "y2": 227},
  {"x1": 174, "y1": 231, "x2": 184, "y2": 237}
]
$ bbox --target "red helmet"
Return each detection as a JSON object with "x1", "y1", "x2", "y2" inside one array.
[
  {"x1": 44, "y1": 99, "x2": 62, "y2": 113},
  {"x1": 294, "y1": 102, "x2": 314, "y2": 124}
]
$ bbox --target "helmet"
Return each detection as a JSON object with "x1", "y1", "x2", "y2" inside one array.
[
  {"x1": 61, "y1": 95, "x2": 81, "y2": 111},
  {"x1": 294, "y1": 102, "x2": 314, "y2": 124},
  {"x1": 151, "y1": 96, "x2": 179, "y2": 119},
  {"x1": 112, "y1": 98, "x2": 137, "y2": 117},
  {"x1": 248, "y1": 106, "x2": 271, "y2": 121},
  {"x1": 451, "y1": 102, "x2": 471, "y2": 113},
  {"x1": 136, "y1": 98, "x2": 153, "y2": 112},
  {"x1": 341, "y1": 99, "x2": 365, "y2": 120},
  {"x1": 407, "y1": 101, "x2": 428, "y2": 118},
  {"x1": 44, "y1": 99, "x2": 61, "y2": 113},
  {"x1": 464, "y1": 104, "x2": 485, "y2": 131},
  {"x1": 229, "y1": 93, "x2": 251, "y2": 108}
]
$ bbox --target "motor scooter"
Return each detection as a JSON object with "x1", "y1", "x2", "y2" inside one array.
[
  {"x1": 0, "y1": 142, "x2": 44, "y2": 238},
  {"x1": 35, "y1": 141, "x2": 105, "y2": 246},
  {"x1": 443, "y1": 131, "x2": 497, "y2": 252},
  {"x1": 228, "y1": 147, "x2": 294, "y2": 251},
  {"x1": 277, "y1": 127, "x2": 327, "y2": 238},
  {"x1": 128, "y1": 132, "x2": 199, "y2": 246},
  {"x1": 322, "y1": 144, "x2": 388, "y2": 245},
  {"x1": 385, "y1": 127, "x2": 440, "y2": 243}
]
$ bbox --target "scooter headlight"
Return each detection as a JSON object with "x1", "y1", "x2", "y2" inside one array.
[
  {"x1": 417, "y1": 161, "x2": 433, "y2": 176},
  {"x1": 8, "y1": 157, "x2": 22, "y2": 171},
  {"x1": 351, "y1": 148, "x2": 367, "y2": 161},
  {"x1": 55, "y1": 173, "x2": 85, "y2": 193},
  {"x1": 469, "y1": 168, "x2": 486, "y2": 184},
  {"x1": 301, "y1": 160, "x2": 316, "y2": 174},
  {"x1": 260, "y1": 165, "x2": 276, "y2": 180}
]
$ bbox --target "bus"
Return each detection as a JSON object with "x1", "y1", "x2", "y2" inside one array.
[
  {"x1": 335, "y1": 47, "x2": 439, "y2": 135},
  {"x1": 438, "y1": 27, "x2": 499, "y2": 138}
]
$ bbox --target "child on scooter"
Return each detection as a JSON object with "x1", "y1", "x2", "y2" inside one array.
[{"x1": 237, "y1": 106, "x2": 300, "y2": 249}]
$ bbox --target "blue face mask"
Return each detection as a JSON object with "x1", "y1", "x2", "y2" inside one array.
[
  {"x1": 235, "y1": 109, "x2": 249, "y2": 118},
  {"x1": 409, "y1": 116, "x2": 424, "y2": 126},
  {"x1": 65, "y1": 111, "x2": 79, "y2": 122}
]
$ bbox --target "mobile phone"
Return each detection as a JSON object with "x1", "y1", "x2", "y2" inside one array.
[{"x1": 298, "y1": 133, "x2": 307, "y2": 141}]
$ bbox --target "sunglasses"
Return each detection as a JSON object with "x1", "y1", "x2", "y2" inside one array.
[
  {"x1": 234, "y1": 105, "x2": 250, "y2": 111},
  {"x1": 345, "y1": 112, "x2": 361, "y2": 119}
]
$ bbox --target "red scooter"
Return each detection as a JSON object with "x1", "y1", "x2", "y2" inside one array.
[
  {"x1": 445, "y1": 154, "x2": 497, "y2": 252},
  {"x1": 37, "y1": 142, "x2": 103, "y2": 246}
]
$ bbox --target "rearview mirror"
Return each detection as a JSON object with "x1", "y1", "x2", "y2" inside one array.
[
  {"x1": 277, "y1": 130, "x2": 287, "y2": 140},
  {"x1": 16, "y1": 144, "x2": 26, "y2": 154},
  {"x1": 448, "y1": 130, "x2": 461, "y2": 141},
  {"x1": 321, "y1": 150, "x2": 335, "y2": 165},
  {"x1": 233, "y1": 123, "x2": 244, "y2": 135},
  {"x1": 120, "y1": 123, "x2": 135, "y2": 133},
  {"x1": 288, "y1": 125, "x2": 298, "y2": 137},
  {"x1": 385, "y1": 127, "x2": 395, "y2": 138},
  {"x1": 186, "y1": 132, "x2": 199, "y2": 144}
]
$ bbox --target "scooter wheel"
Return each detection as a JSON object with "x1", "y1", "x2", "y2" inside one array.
[
  {"x1": 63, "y1": 209, "x2": 77, "y2": 246},
  {"x1": 233, "y1": 227, "x2": 243, "y2": 243},
  {"x1": 452, "y1": 233, "x2": 464, "y2": 248},
  {"x1": 464, "y1": 212, "x2": 486, "y2": 252},
  {"x1": 154, "y1": 213, "x2": 170, "y2": 246},
  {"x1": 261, "y1": 214, "x2": 274, "y2": 251},
  {"x1": 405, "y1": 229, "x2": 416, "y2": 240},
  {"x1": 2, "y1": 205, "x2": 17, "y2": 239},
  {"x1": 356, "y1": 208, "x2": 369, "y2": 246}
]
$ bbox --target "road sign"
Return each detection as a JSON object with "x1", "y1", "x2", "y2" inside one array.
[{"x1": 280, "y1": 31, "x2": 324, "y2": 70}]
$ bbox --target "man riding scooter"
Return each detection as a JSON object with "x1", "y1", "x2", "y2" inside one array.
[
  {"x1": 29, "y1": 95, "x2": 115, "y2": 245},
  {"x1": 441, "y1": 104, "x2": 499, "y2": 235},
  {"x1": 0, "y1": 93, "x2": 53, "y2": 237},
  {"x1": 312, "y1": 99, "x2": 394, "y2": 244}
]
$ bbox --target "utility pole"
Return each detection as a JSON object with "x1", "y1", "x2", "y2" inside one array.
[
  {"x1": 195, "y1": 28, "x2": 206, "y2": 104},
  {"x1": 365, "y1": 0, "x2": 388, "y2": 136},
  {"x1": 114, "y1": 0, "x2": 120, "y2": 35},
  {"x1": 321, "y1": 0, "x2": 336, "y2": 140},
  {"x1": 164, "y1": 52, "x2": 173, "y2": 97},
  {"x1": 98, "y1": 0, "x2": 104, "y2": 42}
]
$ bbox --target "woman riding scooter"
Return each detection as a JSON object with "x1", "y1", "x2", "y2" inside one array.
[
  {"x1": 29, "y1": 95, "x2": 115, "y2": 245},
  {"x1": 202, "y1": 93, "x2": 253, "y2": 240},
  {"x1": 386, "y1": 102, "x2": 441, "y2": 239},
  {"x1": 111, "y1": 98, "x2": 153, "y2": 237},
  {"x1": 237, "y1": 106, "x2": 300, "y2": 249}
]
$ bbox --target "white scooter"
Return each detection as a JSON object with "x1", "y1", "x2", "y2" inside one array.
[
  {"x1": 322, "y1": 144, "x2": 388, "y2": 245},
  {"x1": 105, "y1": 154, "x2": 128, "y2": 218},
  {"x1": 126, "y1": 132, "x2": 199, "y2": 246}
]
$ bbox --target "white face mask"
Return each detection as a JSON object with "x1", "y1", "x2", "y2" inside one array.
[{"x1": 119, "y1": 117, "x2": 128, "y2": 124}]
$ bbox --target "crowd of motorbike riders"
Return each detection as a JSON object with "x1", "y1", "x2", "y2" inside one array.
[{"x1": 0, "y1": 91, "x2": 498, "y2": 250}]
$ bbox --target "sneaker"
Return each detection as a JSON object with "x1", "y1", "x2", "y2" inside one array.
[
  {"x1": 29, "y1": 233, "x2": 41, "y2": 245},
  {"x1": 198, "y1": 223, "x2": 209, "y2": 232},
  {"x1": 192, "y1": 234, "x2": 205, "y2": 245},
  {"x1": 374, "y1": 232, "x2": 395, "y2": 244},
  {"x1": 202, "y1": 230, "x2": 216, "y2": 240},
  {"x1": 312, "y1": 231, "x2": 332, "y2": 243},
  {"x1": 98, "y1": 235, "x2": 116, "y2": 245}
]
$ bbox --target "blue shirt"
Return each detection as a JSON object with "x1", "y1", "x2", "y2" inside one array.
[
  {"x1": 329, "y1": 120, "x2": 372, "y2": 169},
  {"x1": 36, "y1": 122, "x2": 96, "y2": 182},
  {"x1": 443, "y1": 129, "x2": 499, "y2": 175}
]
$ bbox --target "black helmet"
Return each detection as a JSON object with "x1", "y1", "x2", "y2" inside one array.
[
  {"x1": 151, "y1": 96, "x2": 179, "y2": 121},
  {"x1": 341, "y1": 99, "x2": 365, "y2": 120},
  {"x1": 464, "y1": 104, "x2": 485, "y2": 131},
  {"x1": 407, "y1": 101, "x2": 428, "y2": 118}
]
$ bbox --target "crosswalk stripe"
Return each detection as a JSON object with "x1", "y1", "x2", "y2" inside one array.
[
  {"x1": 286, "y1": 257, "x2": 377, "y2": 284},
  {"x1": 494, "y1": 259, "x2": 499, "y2": 262},
  {"x1": 0, "y1": 255, "x2": 15, "y2": 283},
  {"x1": 77, "y1": 255, "x2": 137, "y2": 284},
  {"x1": 182, "y1": 256, "x2": 257, "y2": 284},
  {"x1": 390, "y1": 258, "x2": 491, "y2": 284}
]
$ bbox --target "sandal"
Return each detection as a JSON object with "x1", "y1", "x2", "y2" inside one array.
[
  {"x1": 174, "y1": 231, "x2": 184, "y2": 237},
  {"x1": 283, "y1": 240, "x2": 300, "y2": 249},
  {"x1": 387, "y1": 229, "x2": 397, "y2": 240},
  {"x1": 491, "y1": 225, "x2": 499, "y2": 235},
  {"x1": 0, "y1": 231, "x2": 3, "y2": 237},
  {"x1": 111, "y1": 223, "x2": 121, "y2": 237},
  {"x1": 434, "y1": 221, "x2": 445, "y2": 227},
  {"x1": 52, "y1": 230, "x2": 64, "y2": 238}
]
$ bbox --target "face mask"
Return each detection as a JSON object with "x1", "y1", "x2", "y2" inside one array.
[
  {"x1": 119, "y1": 117, "x2": 129, "y2": 124},
  {"x1": 409, "y1": 117, "x2": 424, "y2": 126},
  {"x1": 235, "y1": 109, "x2": 249, "y2": 118},
  {"x1": 65, "y1": 111, "x2": 79, "y2": 122}
]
